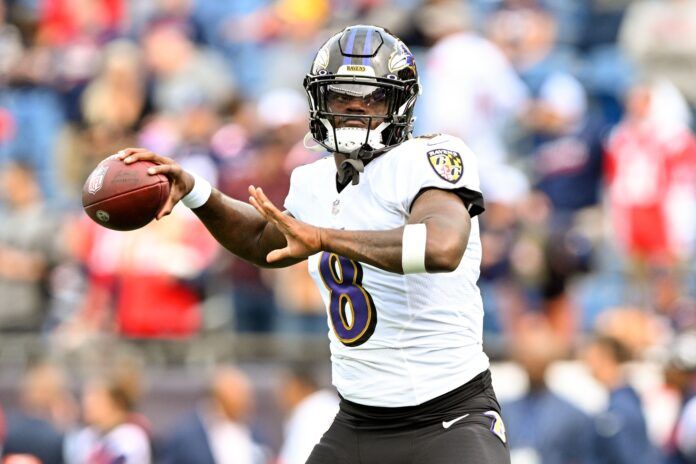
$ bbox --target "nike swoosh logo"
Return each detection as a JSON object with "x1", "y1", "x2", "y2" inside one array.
[{"x1": 442, "y1": 414, "x2": 470, "y2": 429}]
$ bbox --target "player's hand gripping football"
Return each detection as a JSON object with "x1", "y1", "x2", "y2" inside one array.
[
  {"x1": 248, "y1": 186, "x2": 322, "y2": 263},
  {"x1": 117, "y1": 148, "x2": 195, "y2": 219}
]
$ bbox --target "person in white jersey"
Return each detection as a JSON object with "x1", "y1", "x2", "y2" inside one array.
[{"x1": 118, "y1": 25, "x2": 510, "y2": 464}]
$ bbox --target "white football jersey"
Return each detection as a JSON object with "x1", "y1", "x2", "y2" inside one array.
[{"x1": 284, "y1": 134, "x2": 489, "y2": 407}]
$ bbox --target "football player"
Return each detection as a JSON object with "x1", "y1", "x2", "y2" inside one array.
[{"x1": 119, "y1": 25, "x2": 510, "y2": 464}]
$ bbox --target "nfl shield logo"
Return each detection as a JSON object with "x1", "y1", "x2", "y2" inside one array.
[{"x1": 87, "y1": 165, "x2": 109, "y2": 194}]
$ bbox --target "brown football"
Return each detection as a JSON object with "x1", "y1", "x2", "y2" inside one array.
[{"x1": 82, "y1": 155, "x2": 170, "y2": 231}]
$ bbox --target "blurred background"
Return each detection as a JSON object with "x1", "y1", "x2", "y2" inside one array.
[{"x1": 0, "y1": 0, "x2": 695, "y2": 462}]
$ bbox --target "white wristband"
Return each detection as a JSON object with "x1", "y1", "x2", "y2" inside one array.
[
  {"x1": 181, "y1": 173, "x2": 212, "y2": 209},
  {"x1": 402, "y1": 224, "x2": 427, "y2": 274}
]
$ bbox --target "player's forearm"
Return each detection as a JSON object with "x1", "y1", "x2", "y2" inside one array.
[
  {"x1": 319, "y1": 219, "x2": 466, "y2": 274},
  {"x1": 319, "y1": 227, "x2": 403, "y2": 272},
  {"x1": 192, "y1": 190, "x2": 296, "y2": 268}
]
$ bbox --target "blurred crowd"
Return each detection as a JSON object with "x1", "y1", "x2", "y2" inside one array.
[
  {"x1": 1, "y1": 0, "x2": 696, "y2": 462},
  {"x1": 0, "y1": 358, "x2": 340, "y2": 464}
]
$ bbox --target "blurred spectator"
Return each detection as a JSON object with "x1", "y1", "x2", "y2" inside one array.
[
  {"x1": 38, "y1": 0, "x2": 124, "y2": 124},
  {"x1": 136, "y1": 115, "x2": 183, "y2": 160},
  {"x1": 582, "y1": 334, "x2": 657, "y2": 464},
  {"x1": 80, "y1": 39, "x2": 145, "y2": 133},
  {"x1": 0, "y1": 408, "x2": 4, "y2": 462},
  {"x1": 593, "y1": 307, "x2": 669, "y2": 360},
  {"x1": 502, "y1": 317, "x2": 594, "y2": 464},
  {"x1": 257, "y1": 0, "x2": 330, "y2": 93},
  {"x1": 604, "y1": 80, "x2": 696, "y2": 307},
  {"x1": 37, "y1": 0, "x2": 123, "y2": 46},
  {"x1": 142, "y1": 20, "x2": 234, "y2": 114},
  {"x1": 488, "y1": 4, "x2": 577, "y2": 97},
  {"x1": 522, "y1": 72, "x2": 601, "y2": 339},
  {"x1": 255, "y1": 87, "x2": 321, "y2": 173},
  {"x1": 2, "y1": 361, "x2": 77, "y2": 464},
  {"x1": 0, "y1": 2, "x2": 51, "y2": 88},
  {"x1": 0, "y1": 1, "x2": 23, "y2": 85},
  {"x1": 531, "y1": 73, "x2": 603, "y2": 215},
  {"x1": 276, "y1": 363, "x2": 338, "y2": 464},
  {"x1": 128, "y1": 0, "x2": 206, "y2": 46},
  {"x1": 0, "y1": 161, "x2": 64, "y2": 332},
  {"x1": 0, "y1": 1, "x2": 65, "y2": 200},
  {"x1": 255, "y1": 88, "x2": 308, "y2": 147},
  {"x1": 219, "y1": 134, "x2": 293, "y2": 333},
  {"x1": 676, "y1": 395, "x2": 696, "y2": 462},
  {"x1": 488, "y1": 2, "x2": 588, "y2": 164},
  {"x1": 578, "y1": 0, "x2": 632, "y2": 51},
  {"x1": 221, "y1": 0, "x2": 329, "y2": 95},
  {"x1": 662, "y1": 332, "x2": 696, "y2": 463},
  {"x1": 56, "y1": 39, "x2": 147, "y2": 199},
  {"x1": 651, "y1": 269, "x2": 696, "y2": 333},
  {"x1": 477, "y1": 197, "x2": 527, "y2": 335},
  {"x1": 65, "y1": 366, "x2": 151, "y2": 464},
  {"x1": 166, "y1": 102, "x2": 223, "y2": 190},
  {"x1": 619, "y1": 0, "x2": 696, "y2": 107},
  {"x1": 69, "y1": 206, "x2": 219, "y2": 339},
  {"x1": 417, "y1": 1, "x2": 529, "y2": 190},
  {"x1": 577, "y1": 0, "x2": 634, "y2": 125},
  {"x1": 159, "y1": 366, "x2": 267, "y2": 464}
]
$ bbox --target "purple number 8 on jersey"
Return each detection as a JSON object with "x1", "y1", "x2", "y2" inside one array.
[{"x1": 319, "y1": 252, "x2": 377, "y2": 347}]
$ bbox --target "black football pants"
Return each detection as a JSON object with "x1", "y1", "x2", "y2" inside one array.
[{"x1": 306, "y1": 370, "x2": 511, "y2": 464}]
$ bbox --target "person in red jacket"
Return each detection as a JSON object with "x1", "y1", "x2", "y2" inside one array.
[
  {"x1": 604, "y1": 81, "x2": 696, "y2": 312},
  {"x1": 605, "y1": 81, "x2": 696, "y2": 266}
]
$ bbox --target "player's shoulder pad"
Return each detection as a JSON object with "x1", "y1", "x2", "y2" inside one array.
[
  {"x1": 390, "y1": 134, "x2": 474, "y2": 184},
  {"x1": 290, "y1": 155, "x2": 334, "y2": 181}
]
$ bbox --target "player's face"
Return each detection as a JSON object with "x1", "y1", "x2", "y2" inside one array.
[{"x1": 326, "y1": 85, "x2": 389, "y2": 130}]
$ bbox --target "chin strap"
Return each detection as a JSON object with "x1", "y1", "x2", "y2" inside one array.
[
  {"x1": 337, "y1": 157, "x2": 365, "y2": 186},
  {"x1": 337, "y1": 146, "x2": 379, "y2": 185}
]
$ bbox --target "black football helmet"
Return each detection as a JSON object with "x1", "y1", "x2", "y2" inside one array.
[{"x1": 304, "y1": 25, "x2": 420, "y2": 184}]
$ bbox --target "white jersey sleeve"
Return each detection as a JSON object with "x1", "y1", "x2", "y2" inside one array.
[{"x1": 374, "y1": 135, "x2": 484, "y2": 217}]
